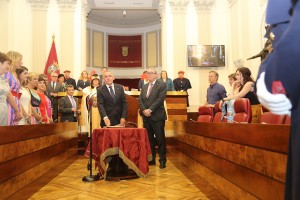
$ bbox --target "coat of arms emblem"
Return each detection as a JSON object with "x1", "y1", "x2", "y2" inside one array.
[{"x1": 121, "y1": 46, "x2": 128, "y2": 57}]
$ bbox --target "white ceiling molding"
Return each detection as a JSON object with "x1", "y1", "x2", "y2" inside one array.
[
  {"x1": 27, "y1": 0, "x2": 49, "y2": 10},
  {"x1": 57, "y1": 0, "x2": 77, "y2": 10},
  {"x1": 157, "y1": 0, "x2": 166, "y2": 18},
  {"x1": 168, "y1": 0, "x2": 189, "y2": 13},
  {"x1": 88, "y1": 13, "x2": 160, "y2": 28},
  {"x1": 193, "y1": 0, "x2": 215, "y2": 11},
  {"x1": 227, "y1": 0, "x2": 237, "y2": 8},
  {"x1": 81, "y1": 0, "x2": 91, "y2": 17}
]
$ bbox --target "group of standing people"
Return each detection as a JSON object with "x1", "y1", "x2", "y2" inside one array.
[{"x1": 139, "y1": 70, "x2": 192, "y2": 92}]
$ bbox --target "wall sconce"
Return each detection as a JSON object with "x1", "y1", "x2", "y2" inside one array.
[{"x1": 122, "y1": 10, "x2": 127, "y2": 17}]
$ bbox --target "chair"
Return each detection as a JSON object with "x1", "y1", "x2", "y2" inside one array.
[
  {"x1": 197, "y1": 106, "x2": 214, "y2": 122},
  {"x1": 213, "y1": 101, "x2": 226, "y2": 122},
  {"x1": 233, "y1": 98, "x2": 252, "y2": 123},
  {"x1": 259, "y1": 106, "x2": 286, "y2": 124}
]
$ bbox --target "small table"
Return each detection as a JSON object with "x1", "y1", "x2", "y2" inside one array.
[{"x1": 85, "y1": 128, "x2": 152, "y2": 179}]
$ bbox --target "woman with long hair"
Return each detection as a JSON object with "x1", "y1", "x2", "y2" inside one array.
[
  {"x1": 77, "y1": 70, "x2": 90, "y2": 91},
  {"x1": 221, "y1": 67, "x2": 261, "y2": 122},
  {"x1": 16, "y1": 66, "x2": 32, "y2": 125},
  {"x1": 4, "y1": 51, "x2": 23, "y2": 125}
]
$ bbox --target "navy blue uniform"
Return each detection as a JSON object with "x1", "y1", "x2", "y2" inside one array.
[{"x1": 258, "y1": 1, "x2": 300, "y2": 199}]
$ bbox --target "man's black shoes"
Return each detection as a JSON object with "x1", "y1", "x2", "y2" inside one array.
[
  {"x1": 159, "y1": 162, "x2": 166, "y2": 169},
  {"x1": 148, "y1": 160, "x2": 156, "y2": 166}
]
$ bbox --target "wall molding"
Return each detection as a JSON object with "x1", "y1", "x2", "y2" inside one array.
[{"x1": 27, "y1": 0, "x2": 49, "y2": 10}]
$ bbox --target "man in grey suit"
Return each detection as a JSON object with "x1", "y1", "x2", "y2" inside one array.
[
  {"x1": 97, "y1": 71, "x2": 127, "y2": 127},
  {"x1": 139, "y1": 67, "x2": 167, "y2": 169},
  {"x1": 59, "y1": 85, "x2": 79, "y2": 122},
  {"x1": 46, "y1": 71, "x2": 63, "y2": 122}
]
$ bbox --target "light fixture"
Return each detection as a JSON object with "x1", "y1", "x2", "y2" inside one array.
[{"x1": 122, "y1": 10, "x2": 127, "y2": 17}]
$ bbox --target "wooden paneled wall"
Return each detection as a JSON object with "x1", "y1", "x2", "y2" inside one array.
[
  {"x1": 0, "y1": 123, "x2": 78, "y2": 199},
  {"x1": 167, "y1": 121, "x2": 290, "y2": 200}
]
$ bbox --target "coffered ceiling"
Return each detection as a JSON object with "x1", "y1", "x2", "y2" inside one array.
[{"x1": 87, "y1": 0, "x2": 161, "y2": 27}]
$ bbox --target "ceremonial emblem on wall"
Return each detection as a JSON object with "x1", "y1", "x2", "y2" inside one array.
[
  {"x1": 108, "y1": 35, "x2": 142, "y2": 68},
  {"x1": 47, "y1": 61, "x2": 60, "y2": 74},
  {"x1": 122, "y1": 46, "x2": 129, "y2": 57}
]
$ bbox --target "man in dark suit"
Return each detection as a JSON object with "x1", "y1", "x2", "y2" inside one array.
[
  {"x1": 46, "y1": 71, "x2": 63, "y2": 122},
  {"x1": 64, "y1": 70, "x2": 77, "y2": 89},
  {"x1": 97, "y1": 71, "x2": 127, "y2": 127},
  {"x1": 59, "y1": 85, "x2": 79, "y2": 122},
  {"x1": 139, "y1": 67, "x2": 167, "y2": 169},
  {"x1": 97, "y1": 71, "x2": 128, "y2": 178}
]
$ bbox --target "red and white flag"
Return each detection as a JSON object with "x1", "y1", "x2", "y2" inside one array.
[{"x1": 44, "y1": 36, "x2": 60, "y2": 80}]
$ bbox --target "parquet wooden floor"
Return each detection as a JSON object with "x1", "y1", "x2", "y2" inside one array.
[
  {"x1": 25, "y1": 157, "x2": 208, "y2": 200},
  {"x1": 9, "y1": 148, "x2": 226, "y2": 200}
]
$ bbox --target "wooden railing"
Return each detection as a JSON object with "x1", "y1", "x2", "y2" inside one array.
[
  {"x1": 0, "y1": 123, "x2": 78, "y2": 199},
  {"x1": 166, "y1": 121, "x2": 290, "y2": 200}
]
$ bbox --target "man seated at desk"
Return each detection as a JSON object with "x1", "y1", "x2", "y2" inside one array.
[{"x1": 97, "y1": 71, "x2": 128, "y2": 178}]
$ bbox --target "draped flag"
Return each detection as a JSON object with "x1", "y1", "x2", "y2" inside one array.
[{"x1": 44, "y1": 36, "x2": 60, "y2": 80}]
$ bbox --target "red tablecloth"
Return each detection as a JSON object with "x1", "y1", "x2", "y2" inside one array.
[{"x1": 85, "y1": 128, "x2": 152, "y2": 178}]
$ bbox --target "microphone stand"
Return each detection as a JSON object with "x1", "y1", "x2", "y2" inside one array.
[{"x1": 82, "y1": 94, "x2": 100, "y2": 182}]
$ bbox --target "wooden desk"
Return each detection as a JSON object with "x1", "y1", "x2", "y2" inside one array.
[
  {"x1": 167, "y1": 121, "x2": 290, "y2": 200},
  {"x1": 126, "y1": 91, "x2": 188, "y2": 121},
  {"x1": 85, "y1": 128, "x2": 152, "y2": 180}
]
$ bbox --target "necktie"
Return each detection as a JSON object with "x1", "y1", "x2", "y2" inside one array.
[
  {"x1": 52, "y1": 82, "x2": 55, "y2": 89},
  {"x1": 70, "y1": 96, "x2": 76, "y2": 108},
  {"x1": 146, "y1": 83, "x2": 153, "y2": 98},
  {"x1": 70, "y1": 96, "x2": 76, "y2": 116},
  {"x1": 109, "y1": 86, "x2": 115, "y2": 102}
]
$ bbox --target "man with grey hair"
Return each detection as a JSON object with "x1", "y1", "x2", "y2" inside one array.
[
  {"x1": 139, "y1": 67, "x2": 167, "y2": 169},
  {"x1": 205, "y1": 71, "x2": 227, "y2": 106}
]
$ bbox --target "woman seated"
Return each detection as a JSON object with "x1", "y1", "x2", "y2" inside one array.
[{"x1": 221, "y1": 67, "x2": 261, "y2": 123}]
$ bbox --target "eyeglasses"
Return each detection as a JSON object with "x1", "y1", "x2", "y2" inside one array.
[{"x1": 147, "y1": 72, "x2": 157, "y2": 75}]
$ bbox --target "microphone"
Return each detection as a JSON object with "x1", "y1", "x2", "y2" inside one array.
[
  {"x1": 64, "y1": 120, "x2": 69, "y2": 123},
  {"x1": 37, "y1": 119, "x2": 43, "y2": 124},
  {"x1": 189, "y1": 118, "x2": 196, "y2": 122},
  {"x1": 86, "y1": 93, "x2": 97, "y2": 110},
  {"x1": 247, "y1": 48, "x2": 269, "y2": 60},
  {"x1": 52, "y1": 119, "x2": 58, "y2": 123}
]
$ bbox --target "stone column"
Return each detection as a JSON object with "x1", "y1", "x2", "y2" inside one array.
[
  {"x1": 80, "y1": 1, "x2": 90, "y2": 74},
  {"x1": 169, "y1": 0, "x2": 188, "y2": 75},
  {"x1": 194, "y1": 0, "x2": 215, "y2": 44},
  {"x1": 57, "y1": 0, "x2": 76, "y2": 74},
  {"x1": 27, "y1": 0, "x2": 49, "y2": 73}
]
